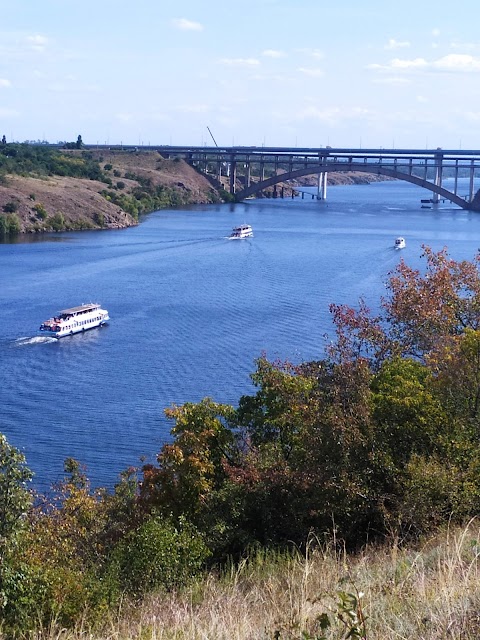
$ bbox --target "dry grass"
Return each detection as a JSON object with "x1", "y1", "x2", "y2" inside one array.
[{"x1": 20, "y1": 520, "x2": 480, "y2": 640}]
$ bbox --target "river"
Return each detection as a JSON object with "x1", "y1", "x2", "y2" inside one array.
[{"x1": 1, "y1": 178, "x2": 479, "y2": 490}]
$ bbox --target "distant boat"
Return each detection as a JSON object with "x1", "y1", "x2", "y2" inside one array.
[
  {"x1": 394, "y1": 237, "x2": 406, "y2": 249},
  {"x1": 38, "y1": 303, "x2": 109, "y2": 338},
  {"x1": 228, "y1": 224, "x2": 253, "y2": 239}
]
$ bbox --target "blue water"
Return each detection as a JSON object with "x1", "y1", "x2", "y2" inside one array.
[{"x1": 1, "y1": 179, "x2": 479, "y2": 490}]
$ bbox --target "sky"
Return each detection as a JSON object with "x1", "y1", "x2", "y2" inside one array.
[{"x1": 2, "y1": 0, "x2": 480, "y2": 149}]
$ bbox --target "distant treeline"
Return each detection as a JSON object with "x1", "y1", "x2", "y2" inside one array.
[{"x1": 0, "y1": 142, "x2": 104, "y2": 181}]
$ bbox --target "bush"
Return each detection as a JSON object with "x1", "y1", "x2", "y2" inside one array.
[
  {"x1": 3, "y1": 201, "x2": 17, "y2": 213},
  {"x1": 110, "y1": 517, "x2": 210, "y2": 596},
  {"x1": 47, "y1": 212, "x2": 66, "y2": 231},
  {"x1": 33, "y1": 203, "x2": 47, "y2": 219},
  {"x1": 0, "y1": 213, "x2": 21, "y2": 234}
]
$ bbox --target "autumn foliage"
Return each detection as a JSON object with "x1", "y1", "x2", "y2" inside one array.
[{"x1": 3, "y1": 246, "x2": 480, "y2": 634}]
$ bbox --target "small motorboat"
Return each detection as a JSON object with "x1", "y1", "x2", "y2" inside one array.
[
  {"x1": 394, "y1": 237, "x2": 406, "y2": 249},
  {"x1": 228, "y1": 224, "x2": 253, "y2": 239}
]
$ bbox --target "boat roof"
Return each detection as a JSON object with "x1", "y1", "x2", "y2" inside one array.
[{"x1": 60, "y1": 303, "x2": 101, "y2": 315}]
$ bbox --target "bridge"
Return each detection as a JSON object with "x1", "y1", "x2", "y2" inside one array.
[{"x1": 154, "y1": 145, "x2": 480, "y2": 211}]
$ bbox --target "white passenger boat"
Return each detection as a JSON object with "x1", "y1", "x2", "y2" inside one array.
[
  {"x1": 394, "y1": 236, "x2": 406, "y2": 249},
  {"x1": 228, "y1": 224, "x2": 253, "y2": 239},
  {"x1": 38, "y1": 303, "x2": 109, "y2": 338}
]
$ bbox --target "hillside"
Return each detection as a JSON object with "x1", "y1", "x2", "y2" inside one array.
[
  {"x1": 0, "y1": 148, "x2": 224, "y2": 234},
  {"x1": 0, "y1": 147, "x2": 391, "y2": 234}
]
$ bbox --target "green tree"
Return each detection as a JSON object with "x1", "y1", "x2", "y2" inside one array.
[
  {"x1": 0, "y1": 434, "x2": 33, "y2": 625},
  {"x1": 140, "y1": 398, "x2": 236, "y2": 522},
  {"x1": 0, "y1": 434, "x2": 33, "y2": 548}
]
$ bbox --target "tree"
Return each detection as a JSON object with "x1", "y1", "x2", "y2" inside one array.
[
  {"x1": 384, "y1": 246, "x2": 480, "y2": 357},
  {"x1": 0, "y1": 434, "x2": 33, "y2": 625},
  {"x1": 329, "y1": 246, "x2": 480, "y2": 367},
  {"x1": 75, "y1": 135, "x2": 83, "y2": 149},
  {"x1": 0, "y1": 433, "x2": 33, "y2": 547},
  {"x1": 140, "y1": 398, "x2": 236, "y2": 522}
]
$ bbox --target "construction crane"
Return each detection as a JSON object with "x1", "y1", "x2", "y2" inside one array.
[{"x1": 207, "y1": 126, "x2": 219, "y2": 147}]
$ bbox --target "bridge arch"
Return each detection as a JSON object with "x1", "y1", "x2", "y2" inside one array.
[{"x1": 237, "y1": 162, "x2": 472, "y2": 210}]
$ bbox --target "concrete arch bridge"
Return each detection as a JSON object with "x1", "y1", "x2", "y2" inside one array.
[{"x1": 158, "y1": 146, "x2": 480, "y2": 211}]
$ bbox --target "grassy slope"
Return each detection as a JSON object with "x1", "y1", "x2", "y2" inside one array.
[{"x1": 28, "y1": 521, "x2": 480, "y2": 639}]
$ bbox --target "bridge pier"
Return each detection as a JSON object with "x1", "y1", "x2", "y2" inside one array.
[
  {"x1": 470, "y1": 159, "x2": 475, "y2": 203},
  {"x1": 229, "y1": 159, "x2": 236, "y2": 195},
  {"x1": 433, "y1": 149, "x2": 443, "y2": 204},
  {"x1": 316, "y1": 171, "x2": 328, "y2": 200}
]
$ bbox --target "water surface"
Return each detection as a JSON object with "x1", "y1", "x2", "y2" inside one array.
[{"x1": 1, "y1": 179, "x2": 479, "y2": 489}]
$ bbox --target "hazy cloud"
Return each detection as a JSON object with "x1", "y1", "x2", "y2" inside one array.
[
  {"x1": 371, "y1": 76, "x2": 410, "y2": 85},
  {"x1": 390, "y1": 58, "x2": 428, "y2": 69},
  {"x1": 385, "y1": 38, "x2": 410, "y2": 50},
  {"x1": 296, "y1": 48, "x2": 324, "y2": 60},
  {"x1": 219, "y1": 57, "x2": 260, "y2": 66},
  {"x1": 432, "y1": 54, "x2": 480, "y2": 71},
  {"x1": 262, "y1": 49, "x2": 286, "y2": 58},
  {"x1": 367, "y1": 54, "x2": 480, "y2": 74},
  {"x1": 116, "y1": 112, "x2": 134, "y2": 123},
  {"x1": 27, "y1": 34, "x2": 49, "y2": 52},
  {"x1": 171, "y1": 18, "x2": 204, "y2": 31},
  {"x1": 298, "y1": 67, "x2": 324, "y2": 78},
  {"x1": 0, "y1": 78, "x2": 11, "y2": 88}
]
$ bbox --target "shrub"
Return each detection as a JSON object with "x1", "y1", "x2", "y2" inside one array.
[
  {"x1": 0, "y1": 213, "x2": 19, "y2": 234},
  {"x1": 94, "y1": 212, "x2": 105, "y2": 227},
  {"x1": 47, "y1": 212, "x2": 66, "y2": 231},
  {"x1": 33, "y1": 203, "x2": 47, "y2": 219},
  {"x1": 110, "y1": 517, "x2": 210, "y2": 596},
  {"x1": 3, "y1": 201, "x2": 18, "y2": 213}
]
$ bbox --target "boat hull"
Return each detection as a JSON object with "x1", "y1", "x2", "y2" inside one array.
[{"x1": 38, "y1": 318, "x2": 109, "y2": 338}]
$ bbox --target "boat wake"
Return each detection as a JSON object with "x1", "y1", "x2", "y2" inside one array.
[{"x1": 15, "y1": 336, "x2": 58, "y2": 346}]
